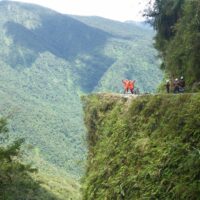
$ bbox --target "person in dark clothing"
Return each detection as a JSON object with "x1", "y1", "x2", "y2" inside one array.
[
  {"x1": 179, "y1": 76, "x2": 185, "y2": 92},
  {"x1": 165, "y1": 80, "x2": 170, "y2": 93},
  {"x1": 173, "y1": 78, "x2": 179, "y2": 93}
]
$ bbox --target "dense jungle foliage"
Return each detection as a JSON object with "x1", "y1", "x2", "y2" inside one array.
[
  {"x1": 145, "y1": 0, "x2": 200, "y2": 90},
  {"x1": 82, "y1": 93, "x2": 200, "y2": 199}
]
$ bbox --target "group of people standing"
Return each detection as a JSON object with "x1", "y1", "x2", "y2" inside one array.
[
  {"x1": 122, "y1": 76, "x2": 185, "y2": 95},
  {"x1": 122, "y1": 79, "x2": 136, "y2": 94},
  {"x1": 165, "y1": 76, "x2": 185, "y2": 93}
]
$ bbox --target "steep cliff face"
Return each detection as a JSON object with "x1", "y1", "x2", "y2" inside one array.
[{"x1": 82, "y1": 93, "x2": 200, "y2": 200}]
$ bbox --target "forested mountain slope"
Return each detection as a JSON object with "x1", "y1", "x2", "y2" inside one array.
[
  {"x1": 82, "y1": 93, "x2": 200, "y2": 199},
  {"x1": 0, "y1": 0, "x2": 162, "y2": 181},
  {"x1": 71, "y1": 15, "x2": 162, "y2": 93}
]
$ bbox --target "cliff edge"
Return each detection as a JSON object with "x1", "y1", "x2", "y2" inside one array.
[{"x1": 82, "y1": 93, "x2": 200, "y2": 200}]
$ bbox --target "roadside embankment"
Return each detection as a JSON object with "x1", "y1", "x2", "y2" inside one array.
[{"x1": 82, "y1": 93, "x2": 200, "y2": 200}]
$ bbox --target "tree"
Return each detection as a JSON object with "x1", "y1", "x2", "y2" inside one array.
[
  {"x1": 145, "y1": 0, "x2": 184, "y2": 54},
  {"x1": 145, "y1": 0, "x2": 200, "y2": 89},
  {"x1": 165, "y1": 0, "x2": 200, "y2": 85},
  {"x1": 0, "y1": 117, "x2": 36, "y2": 195}
]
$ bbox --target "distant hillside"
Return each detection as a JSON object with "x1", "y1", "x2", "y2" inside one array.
[
  {"x1": 71, "y1": 15, "x2": 162, "y2": 93},
  {"x1": 0, "y1": 0, "x2": 162, "y2": 180},
  {"x1": 82, "y1": 93, "x2": 200, "y2": 199}
]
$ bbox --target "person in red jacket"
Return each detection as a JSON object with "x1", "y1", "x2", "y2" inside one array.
[
  {"x1": 129, "y1": 80, "x2": 136, "y2": 94},
  {"x1": 122, "y1": 79, "x2": 129, "y2": 93}
]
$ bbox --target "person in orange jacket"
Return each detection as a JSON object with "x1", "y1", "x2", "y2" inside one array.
[
  {"x1": 122, "y1": 79, "x2": 129, "y2": 93},
  {"x1": 129, "y1": 80, "x2": 136, "y2": 94}
]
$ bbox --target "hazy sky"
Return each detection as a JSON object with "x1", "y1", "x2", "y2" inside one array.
[{"x1": 11, "y1": 0, "x2": 152, "y2": 22}]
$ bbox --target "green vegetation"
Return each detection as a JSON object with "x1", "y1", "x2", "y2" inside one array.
[
  {"x1": 0, "y1": 117, "x2": 35, "y2": 199},
  {"x1": 0, "y1": 0, "x2": 161, "y2": 181},
  {"x1": 72, "y1": 15, "x2": 163, "y2": 93},
  {"x1": 145, "y1": 0, "x2": 200, "y2": 89},
  {"x1": 0, "y1": 117, "x2": 80, "y2": 200},
  {"x1": 0, "y1": 1, "x2": 163, "y2": 198},
  {"x1": 81, "y1": 1, "x2": 200, "y2": 198},
  {"x1": 82, "y1": 93, "x2": 200, "y2": 199}
]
